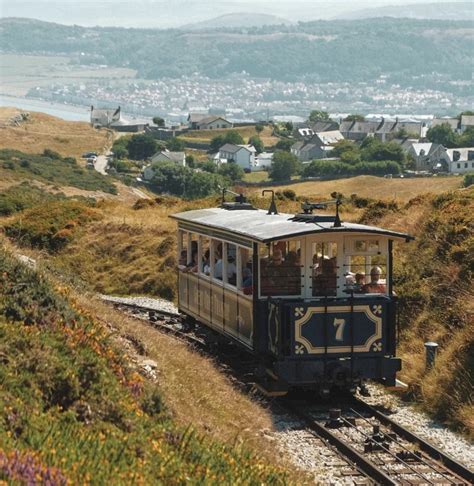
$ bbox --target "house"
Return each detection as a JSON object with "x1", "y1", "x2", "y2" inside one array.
[
  {"x1": 441, "y1": 147, "x2": 474, "y2": 174},
  {"x1": 218, "y1": 143, "x2": 256, "y2": 170},
  {"x1": 295, "y1": 121, "x2": 339, "y2": 139},
  {"x1": 252, "y1": 152, "x2": 274, "y2": 172},
  {"x1": 150, "y1": 150, "x2": 186, "y2": 166},
  {"x1": 431, "y1": 117, "x2": 459, "y2": 132},
  {"x1": 460, "y1": 115, "x2": 474, "y2": 133},
  {"x1": 340, "y1": 118, "x2": 423, "y2": 142},
  {"x1": 406, "y1": 142, "x2": 446, "y2": 171},
  {"x1": 291, "y1": 130, "x2": 343, "y2": 162},
  {"x1": 90, "y1": 106, "x2": 122, "y2": 128},
  {"x1": 187, "y1": 113, "x2": 233, "y2": 130}
]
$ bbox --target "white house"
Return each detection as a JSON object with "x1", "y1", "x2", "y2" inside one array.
[
  {"x1": 187, "y1": 113, "x2": 233, "y2": 130},
  {"x1": 291, "y1": 130, "x2": 344, "y2": 162},
  {"x1": 218, "y1": 143, "x2": 256, "y2": 170},
  {"x1": 406, "y1": 142, "x2": 446, "y2": 171},
  {"x1": 90, "y1": 106, "x2": 122, "y2": 128},
  {"x1": 150, "y1": 150, "x2": 186, "y2": 166},
  {"x1": 441, "y1": 147, "x2": 474, "y2": 174},
  {"x1": 252, "y1": 152, "x2": 274, "y2": 172}
]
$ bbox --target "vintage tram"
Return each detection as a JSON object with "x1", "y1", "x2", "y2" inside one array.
[{"x1": 170, "y1": 194, "x2": 413, "y2": 395}]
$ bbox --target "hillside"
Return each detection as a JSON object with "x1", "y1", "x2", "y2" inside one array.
[
  {"x1": 181, "y1": 12, "x2": 293, "y2": 30},
  {"x1": 0, "y1": 108, "x2": 110, "y2": 160},
  {"x1": 0, "y1": 248, "x2": 289, "y2": 483},
  {"x1": 0, "y1": 17, "x2": 472, "y2": 84},
  {"x1": 338, "y1": 2, "x2": 474, "y2": 21}
]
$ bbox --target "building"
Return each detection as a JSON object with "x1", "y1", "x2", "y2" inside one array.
[
  {"x1": 406, "y1": 142, "x2": 445, "y2": 171},
  {"x1": 150, "y1": 150, "x2": 186, "y2": 166},
  {"x1": 291, "y1": 130, "x2": 343, "y2": 162},
  {"x1": 340, "y1": 118, "x2": 423, "y2": 142},
  {"x1": 460, "y1": 115, "x2": 474, "y2": 133},
  {"x1": 431, "y1": 117, "x2": 459, "y2": 132},
  {"x1": 295, "y1": 121, "x2": 339, "y2": 139},
  {"x1": 442, "y1": 147, "x2": 474, "y2": 174},
  {"x1": 218, "y1": 143, "x2": 256, "y2": 170},
  {"x1": 252, "y1": 152, "x2": 274, "y2": 172},
  {"x1": 187, "y1": 113, "x2": 233, "y2": 130},
  {"x1": 90, "y1": 106, "x2": 122, "y2": 128}
]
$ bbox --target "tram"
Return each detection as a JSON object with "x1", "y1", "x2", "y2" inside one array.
[{"x1": 170, "y1": 192, "x2": 413, "y2": 395}]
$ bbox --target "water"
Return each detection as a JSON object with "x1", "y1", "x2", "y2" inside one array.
[{"x1": 0, "y1": 95, "x2": 90, "y2": 122}]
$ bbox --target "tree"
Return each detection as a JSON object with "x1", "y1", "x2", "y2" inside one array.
[
  {"x1": 218, "y1": 161, "x2": 244, "y2": 182},
  {"x1": 200, "y1": 160, "x2": 217, "y2": 173},
  {"x1": 210, "y1": 130, "x2": 244, "y2": 153},
  {"x1": 426, "y1": 123, "x2": 457, "y2": 148},
  {"x1": 127, "y1": 134, "x2": 158, "y2": 160},
  {"x1": 269, "y1": 151, "x2": 300, "y2": 181},
  {"x1": 210, "y1": 135, "x2": 225, "y2": 153},
  {"x1": 223, "y1": 130, "x2": 244, "y2": 145},
  {"x1": 284, "y1": 121, "x2": 293, "y2": 132},
  {"x1": 153, "y1": 116, "x2": 165, "y2": 127},
  {"x1": 167, "y1": 137, "x2": 185, "y2": 151},
  {"x1": 185, "y1": 154, "x2": 195, "y2": 168},
  {"x1": 255, "y1": 123, "x2": 264, "y2": 134},
  {"x1": 459, "y1": 127, "x2": 474, "y2": 147},
  {"x1": 248, "y1": 135, "x2": 264, "y2": 154},
  {"x1": 309, "y1": 110, "x2": 330, "y2": 123},
  {"x1": 275, "y1": 139, "x2": 293, "y2": 152},
  {"x1": 361, "y1": 138, "x2": 405, "y2": 164},
  {"x1": 343, "y1": 114, "x2": 365, "y2": 122}
]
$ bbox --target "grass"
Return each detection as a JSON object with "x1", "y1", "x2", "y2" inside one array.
[
  {"x1": 0, "y1": 149, "x2": 117, "y2": 194},
  {"x1": 0, "y1": 248, "x2": 290, "y2": 484},
  {"x1": 178, "y1": 126, "x2": 279, "y2": 148},
  {"x1": 0, "y1": 108, "x2": 111, "y2": 160},
  {"x1": 243, "y1": 171, "x2": 270, "y2": 183},
  {"x1": 260, "y1": 175, "x2": 463, "y2": 203}
]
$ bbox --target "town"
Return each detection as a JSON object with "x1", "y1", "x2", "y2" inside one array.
[{"x1": 87, "y1": 105, "x2": 474, "y2": 197}]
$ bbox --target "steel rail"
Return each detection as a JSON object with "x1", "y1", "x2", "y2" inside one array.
[
  {"x1": 350, "y1": 406, "x2": 456, "y2": 484},
  {"x1": 354, "y1": 398, "x2": 474, "y2": 485}
]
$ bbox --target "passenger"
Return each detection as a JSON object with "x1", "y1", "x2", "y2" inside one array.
[
  {"x1": 178, "y1": 249, "x2": 187, "y2": 269},
  {"x1": 242, "y1": 267, "x2": 253, "y2": 295},
  {"x1": 312, "y1": 258, "x2": 337, "y2": 296},
  {"x1": 227, "y1": 254, "x2": 237, "y2": 285},
  {"x1": 361, "y1": 267, "x2": 386, "y2": 294},
  {"x1": 202, "y1": 249, "x2": 211, "y2": 275},
  {"x1": 354, "y1": 272, "x2": 366, "y2": 293},
  {"x1": 214, "y1": 249, "x2": 223, "y2": 280},
  {"x1": 271, "y1": 249, "x2": 284, "y2": 266},
  {"x1": 186, "y1": 251, "x2": 199, "y2": 273}
]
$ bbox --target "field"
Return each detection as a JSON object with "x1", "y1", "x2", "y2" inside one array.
[
  {"x1": 259, "y1": 175, "x2": 463, "y2": 202},
  {"x1": 0, "y1": 108, "x2": 111, "y2": 160},
  {"x1": 0, "y1": 54, "x2": 136, "y2": 96},
  {"x1": 178, "y1": 125, "x2": 279, "y2": 148}
]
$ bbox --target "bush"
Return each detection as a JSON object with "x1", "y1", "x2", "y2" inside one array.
[
  {"x1": 302, "y1": 159, "x2": 402, "y2": 178},
  {"x1": 0, "y1": 183, "x2": 65, "y2": 216},
  {"x1": 42, "y1": 148, "x2": 62, "y2": 160},
  {"x1": 4, "y1": 200, "x2": 102, "y2": 252},
  {"x1": 463, "y1": 173, "x2": 474, "y2": 188}
]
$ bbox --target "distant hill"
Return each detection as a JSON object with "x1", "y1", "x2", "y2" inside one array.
[
  {"x1": 180, "y1": 12, "x2": 293, "y2": 30},
  {"x1": 337, "y1": 2, "x2": 473, "y2": 21},
  {"x1": 1, "y1": 17, "x2": 473, "y2": 84}
]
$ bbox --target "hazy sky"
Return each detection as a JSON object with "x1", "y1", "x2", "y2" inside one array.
[{"x1": 0, "y1": 0, "x2": 471, "y2": 27}]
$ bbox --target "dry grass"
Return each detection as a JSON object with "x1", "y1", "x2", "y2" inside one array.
[
  {"x1": 262, "y1": 175, "x2": 463, "y2": 203},
  {"x1": 0, "y1": 108, "x2": 111, "y2": 160},
  {"x1": 72, "y1": 293, "x2": 305, "y2": 480},
  {"x1": 178, "y1": 125, "x2": 279, "y2": 147}
]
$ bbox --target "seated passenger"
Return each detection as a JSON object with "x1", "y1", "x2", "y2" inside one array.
[
  {"x1": 242, "y1": 267, "x2": 253, "y2": 295},
  {"x1": 361, "y1": 266, "x2": 386, "y2": 294},
  {"x1": 202, "y1": 249, "x2": 211, "y2": 275},
  {"x1": 178, "y1": 250, "x2": 187, "y2": 269},
  {"x1": 186, "y1": 251, "x2": 199, "y2": 273},
  {"x1": 354, "y1": 272, "x2": 366, "y2": 293},
  {"x1": 214, "y1": 250, "x2": 223, "y2": 280},
  {"x1": 227, "y1": 254, "x2": 237, "y2": 285},
  {"x1": 312, "y1": 258, "x2": 337, "y2": 296}
]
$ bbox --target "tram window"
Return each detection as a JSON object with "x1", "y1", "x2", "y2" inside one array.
[
  {"x1": 311, "y1": 241, "x2": 338, "y2": 297},
  {"x1": 224, "y1": 243, "x2": 237, "y2": 286},
  {"x1": 178, "y1": 231, "x2": 187, "y2": 269},
  {"x1": 212, "y1": 240, "x2": 223, "y2": 281},
  {"x1": 260, "y1": 240, "x2": 301, "y2": 296},
  {"x1": 200, "y1": 236, "x2": 211, "y2": 276},
  {"x1": 343, "y1": 254, "x2": 387, "y2": 294},
  {"x1": 239, "y1": 247, "x2": 253, "y2": 295},
  {"x1": 354, "y1": 239, "x2": 380, "y2": 253}
]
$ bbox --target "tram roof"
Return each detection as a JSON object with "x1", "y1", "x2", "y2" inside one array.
[{"x1": 170, "y1": 208, "x2": 413, "y2": 244}]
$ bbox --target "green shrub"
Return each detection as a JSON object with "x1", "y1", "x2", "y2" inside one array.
[
  {"x1": 4, "y1": 200, "x2": 102, "y2": 252},
  {"x1": 463, "y1": 173, "x2": 474, "y2": 188},
  {"x1": 0, "y1": 183, "x2": 64, "y2": 216}
]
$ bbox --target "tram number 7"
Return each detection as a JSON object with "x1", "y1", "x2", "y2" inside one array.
[{"x1": 333, "y1": 318, "x2": 346, "y2": 341}]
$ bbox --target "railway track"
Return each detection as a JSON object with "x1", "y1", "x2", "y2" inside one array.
[{"x1": 109, "y1": 299, "x2": 474, "y2": 485}]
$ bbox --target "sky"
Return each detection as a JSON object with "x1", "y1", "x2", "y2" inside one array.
[{"x1": 0, "y1": 0, "x2": 471, "y2": 27}]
